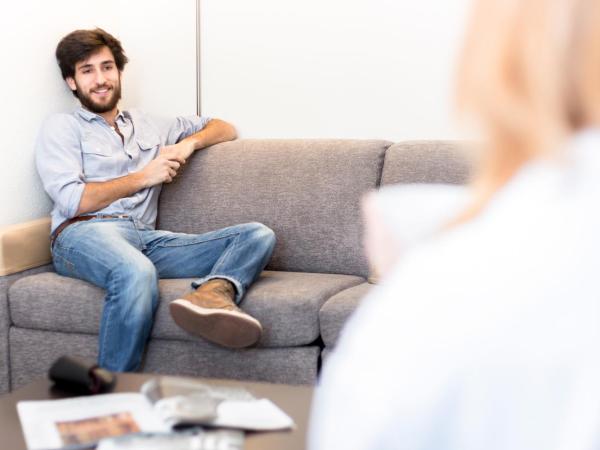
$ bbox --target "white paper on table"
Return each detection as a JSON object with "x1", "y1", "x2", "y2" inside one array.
[
  {"x1": 17, "y1": 393, "x2": 169, "y2": 450},
  {"x1": 211, "y1": 399, "x2": 295, "y2": 431}
]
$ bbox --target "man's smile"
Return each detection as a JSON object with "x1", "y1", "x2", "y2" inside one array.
[
  {"x1": 92, "y1": 86, "x2": 112, "y2": 98},
  {"x1": 75, "y1": 76, "x2": 121, "y2": 114}
]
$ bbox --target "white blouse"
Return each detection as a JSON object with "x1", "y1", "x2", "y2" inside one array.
[{"x1": 309, "y1": 130, "x2": 600, "y2": 450}]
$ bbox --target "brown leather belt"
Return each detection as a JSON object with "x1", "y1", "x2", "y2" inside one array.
[{"x1": 51, "y1": 214, "x2": 130, "y2": 247}]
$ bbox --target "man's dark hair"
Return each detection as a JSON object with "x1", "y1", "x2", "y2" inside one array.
[{"x1": 55, "y1": 28, "x2": 128, "y2": 82}]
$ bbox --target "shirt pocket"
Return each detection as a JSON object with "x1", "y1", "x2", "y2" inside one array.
[
  {"x1": 135, "y1": 131, "x2": 162, "y2": 170},
  {"x1": 81, "y1": 135, "x2": 112, "y2": 156},
  {"x1": 137, "y1": 131, "x2": 161, "y2": 153},
  {"x1": 81, "y1": 135, "x2": 117, "y2": 179}
]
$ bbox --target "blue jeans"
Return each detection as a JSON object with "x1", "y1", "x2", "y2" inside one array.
[{"x1": 51, "y1": 217, "x2": 276, "y2": 372}]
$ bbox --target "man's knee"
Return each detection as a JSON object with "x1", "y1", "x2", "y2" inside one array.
[
  {"x1": 244, "y1": 222, "x2": 276, "y2": 251},
  {"x1": 112, "y1": 258, "x2": 158, "y2": 302},
  {"x1": 117, "y1": 256, "x2": 156, "y2": 280}
]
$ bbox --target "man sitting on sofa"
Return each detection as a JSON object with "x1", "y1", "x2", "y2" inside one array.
[{"x1": 34, "y1": 28, "x2": 276, "y2": 372}]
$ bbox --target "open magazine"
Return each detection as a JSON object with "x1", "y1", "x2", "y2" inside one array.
[{"x1": 17, "y1": 376, "x2": 294, "y2": 450}]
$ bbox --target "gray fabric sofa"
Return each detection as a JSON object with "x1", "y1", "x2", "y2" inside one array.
[{"x1": 0, "y1": 139, "x2": 471, "y2": 393}]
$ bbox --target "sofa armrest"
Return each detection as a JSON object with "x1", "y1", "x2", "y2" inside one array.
[
  {"x1": 0, "y1": 217, "x2": 52, "y2": 276},
  {"x1": 0, "y1": 218, "x2": 53, "y2": 394},
  {"x1": 0, "y1": 263, "x2": 55, "y2": 394}
]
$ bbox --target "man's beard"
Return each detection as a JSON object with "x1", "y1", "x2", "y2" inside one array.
[{"x1": 76, "y1": 81, "x2": 122, "y2": 114}]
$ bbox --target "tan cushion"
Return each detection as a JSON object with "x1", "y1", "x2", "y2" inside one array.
[{"x1": 0, "y1": 217, "x2": 51, "y2": 276}]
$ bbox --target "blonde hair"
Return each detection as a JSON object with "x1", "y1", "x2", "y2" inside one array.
[{"x1": 455, "y1": 0, "x2": 600, "y2": 221}]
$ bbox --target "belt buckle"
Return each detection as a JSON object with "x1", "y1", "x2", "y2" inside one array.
[{"x1": 97, "y1": 214, "x2": 129, "y2": 220}]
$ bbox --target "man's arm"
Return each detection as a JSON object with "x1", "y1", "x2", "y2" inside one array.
[
  {"x1": 77, "y1": 118, "x2": 235, "y2": 216},
  {"x1": 184, "y1": 118, "x2": 237, "y2": 150},
  {"x1": 160, "y1": 118, "x2": 237, "y2": 164},
  {"x1": 76, "y1": 154, "x2": 180, "y2": 215}
]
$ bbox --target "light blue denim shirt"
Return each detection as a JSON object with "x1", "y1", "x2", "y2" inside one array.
[{"x1": 35, "y1": 107, "x2": 210, "y2": 233}]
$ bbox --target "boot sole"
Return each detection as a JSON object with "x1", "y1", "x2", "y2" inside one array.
[{"x1": 169, "y1": 299, "x2": 262, "y2": 348}]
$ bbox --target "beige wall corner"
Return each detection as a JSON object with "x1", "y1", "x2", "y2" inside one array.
[{"x1": 0, "y1": 217, "x2": 52, "y2": 276}]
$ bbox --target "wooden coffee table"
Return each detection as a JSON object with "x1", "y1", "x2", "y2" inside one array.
[{"x1": 0, "y1": 373, "x2": 314, "y2": 450}]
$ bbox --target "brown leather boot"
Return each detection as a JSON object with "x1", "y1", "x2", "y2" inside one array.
[{"x1": 169, "y1": 278, "x2": 262, "y2": 348}]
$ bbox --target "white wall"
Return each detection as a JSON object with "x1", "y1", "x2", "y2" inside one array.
[
  {"x1": 2, "y1": 0, "x2": 473, "y2": 226},
  {"x1": 201, "y1": 0, "x2": 472, "y2": 140},
  {"x1": 0, "y1": 0, "x2": 197, "y2": 227}
]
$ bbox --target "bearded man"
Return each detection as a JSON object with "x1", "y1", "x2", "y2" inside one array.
[{"x1": 35, "y1": 28, "x2": 275, "y2": 372}]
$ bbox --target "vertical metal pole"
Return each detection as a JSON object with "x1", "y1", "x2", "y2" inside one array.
[{"x1": 196, "y1": 0, "x2": 202, "y2": 116}]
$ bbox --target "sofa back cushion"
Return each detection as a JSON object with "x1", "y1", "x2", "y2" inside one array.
[
  {"x1": 381, "y1": 140, "x2": 473, "y2": 186},
  {"x1": 157, "y1": 139, "x2": 389, "y2": 277}
]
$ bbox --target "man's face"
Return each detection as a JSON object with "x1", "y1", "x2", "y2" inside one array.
[{"x1": 66, "y1": 46, "x2": 122, "y2": 114}]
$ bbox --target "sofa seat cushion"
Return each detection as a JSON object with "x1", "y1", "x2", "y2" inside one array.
[
  {"x1": 10, "y1": 271, "x2": 364, "y2": 348},
  {"x1": 319, "y1": 282, "x2": 372, "y2": 348}
]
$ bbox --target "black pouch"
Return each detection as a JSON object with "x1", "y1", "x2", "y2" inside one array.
[{"x1": 48, "y1": 355, "x2": 116, "y2": 394}]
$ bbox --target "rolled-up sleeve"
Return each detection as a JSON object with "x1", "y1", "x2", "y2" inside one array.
[
  {"x1": 142, "y1": 111, "x2": 211, "y2": 146},
  {"x1": 35, "y1": 115, "x2": 86, "y2": 219},
  {"x1": 165, "y1": 115, "x2": 211, "y2": 145}
]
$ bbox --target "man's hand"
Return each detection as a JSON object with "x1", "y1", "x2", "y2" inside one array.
[
  {"x1": 74, "y1": 120, "x2": 235, "y2": 217},
  {"x1": 76, "y1": 119, "x2": 236, "y2": 216},
  {"x1": 159, "y1": 140, "x2": 195, "y2": 165},
  {"x1": 140, "y1": 154, "x2": 181, "y2": 187},
  {"x1": 76, "y1": 155, "x2": 180, "y2": 215}
]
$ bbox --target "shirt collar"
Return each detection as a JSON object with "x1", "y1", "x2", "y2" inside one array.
[
  {"x1": 116, "y1": 110, "x2": 127, "y2": 124},
  {"x1": 75, "y1": 106, "x2": 99, "y2": 122},
  {"x1": 75, "y1": 106, "x2": 127, "y2": 124}
]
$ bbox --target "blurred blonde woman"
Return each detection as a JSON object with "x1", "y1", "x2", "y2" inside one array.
[{"x1": 309, "y1": 1, "x2": 600, "y2": 449}]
